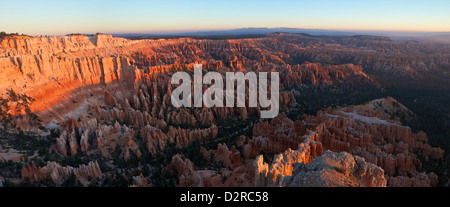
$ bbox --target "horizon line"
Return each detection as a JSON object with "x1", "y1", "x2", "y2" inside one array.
[{"x1": 4, "y1": 27, "x2": 450, "y2": 37}]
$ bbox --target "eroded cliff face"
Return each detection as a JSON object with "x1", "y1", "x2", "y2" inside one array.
[
  {"x1": 0, "y1": 34, "x2": 143, "y2": 123},
  {"x1": 252, "y1": 98, "x2": 442, "y2": 187},
  {"x1": 170, "y1": 98, "x2": 443, "y2": 187},
  {"x1": 0, "y1": 34, "x2": 444, "y2": 187},
  {"x1": 0, "y1": 34, "x2": 375, "y2": 117},
  {"x1": 0, "y1": 34, "x2": 135, "y2": 90}
]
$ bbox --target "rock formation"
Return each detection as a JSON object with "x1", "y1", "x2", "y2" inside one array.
[
  {"x1": 21, "y1": 161, "x2": 103, "y2": 186},
  {"x1": 168, "y1": 154, "x2": 202, "y2": 187},
  {"x1": 141, "y1": 123, "x2": 218, "y2": 155},
  {"x1": 250, "y1": 98, "x2": 443, "y2": 187},
  {"x1": 201, "y1": 143, "x2": 242, "y2": 169},
  {"x1": 282, "y1": 151, "x2": 386, "y2": 187},
  {"x1": 252, "y1": 131, "x2": 323, "y2": 187},
  {"x1": 167, "y1": 97, "x2": 443, "y2": 187},
  {"x1": 51, "y1": 118, "x2": 141, "y2": 161}
]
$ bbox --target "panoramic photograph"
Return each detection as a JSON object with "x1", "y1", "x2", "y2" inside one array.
[{"x1": 0, "y1": 0, "x2": 449, "y2": 196}]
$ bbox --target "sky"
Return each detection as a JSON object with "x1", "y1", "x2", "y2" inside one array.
[{"x1": 1, "y1": 0, "x2": 449, "y2": 36}]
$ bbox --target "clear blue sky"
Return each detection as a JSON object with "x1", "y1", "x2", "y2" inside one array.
[{"x1": 1, "y1": 0, "x2": 449, "y2": 35}]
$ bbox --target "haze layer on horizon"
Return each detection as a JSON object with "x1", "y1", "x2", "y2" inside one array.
[{"x1": 1, "y1": 0, "x2": 449, "y2": 36}]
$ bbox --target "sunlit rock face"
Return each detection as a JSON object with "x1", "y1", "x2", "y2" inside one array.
[{"x1": 282, "y1": 151, "x2": 387, "y2": 187}]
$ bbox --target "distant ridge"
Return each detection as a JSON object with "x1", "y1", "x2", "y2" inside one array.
[
  {"x1": 114, "y1": 27, "x2": 356, "y2": 37},
  {"x1": 114, "y1": 27, "x2": 450, "y2": 44}
]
